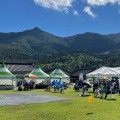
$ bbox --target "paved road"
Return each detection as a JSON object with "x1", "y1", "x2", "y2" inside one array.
[{"x1": 0, "y1": 93, "x2": 69, "y2": 106}]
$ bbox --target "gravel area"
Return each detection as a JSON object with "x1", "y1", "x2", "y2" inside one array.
[{"x1": 0, "y1": 93, "x2": 69, "y2": 106}]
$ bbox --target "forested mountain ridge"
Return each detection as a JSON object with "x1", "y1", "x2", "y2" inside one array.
[
  {"x1": 0, "y1": 27, "x2": 120, "y2": 70},
  {"x1": 0, "y1": 27, "x2": 120, "y2": 57},
  {"x1": 0, "y1": 28, "x2": 66, "y2": 63},
  {"x1": 65, "y1": 32, "x2": 118, "y2": 53}
]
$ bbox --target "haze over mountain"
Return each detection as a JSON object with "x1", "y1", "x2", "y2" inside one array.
[{"x1": 0, "y1": 27, "x2": 120, "y2": 62}]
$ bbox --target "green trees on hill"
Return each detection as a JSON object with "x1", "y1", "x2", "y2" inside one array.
[
  {"x1": 0, "y1": 27, "x2": 120, "y2": 71},
  {"x1": 39, "y1": 51, "x2": 120, "y2": 72}
]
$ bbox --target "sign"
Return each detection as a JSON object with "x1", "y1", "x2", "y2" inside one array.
[{"x1": 79, "y1": 73, "x2": 83, "y2": 81}]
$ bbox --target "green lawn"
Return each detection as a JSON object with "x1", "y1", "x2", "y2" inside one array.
[{"x1": 0, "y1": 88, "x2": 120, "y2": 120}]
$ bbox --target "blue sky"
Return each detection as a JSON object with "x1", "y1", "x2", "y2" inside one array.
[{"x1": 0, "y1": 0, "x2": 120, "y2": 37}]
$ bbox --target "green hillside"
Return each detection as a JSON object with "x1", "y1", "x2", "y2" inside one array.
[
  {"x1": 0, "y1": 27, "x2": 120, "y2": 70},
  {"x1": 39, "y1": 51, "x2": 120, "y2": 72},
  {"x1": 65, "y1": 32, "x2": 117, "y2": 53}
]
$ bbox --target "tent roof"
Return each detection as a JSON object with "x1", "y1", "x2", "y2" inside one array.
[
  {"x1": 0, "y1": 64, "x2": 15, "y2": 77},
  {"x1": 110, "y1": 67, "x2": 120, "y2": 74},
  {"x1": 86, "y1": 66, "x2": 120, "y2": 77},
  {"x1": 30, "y1": 65, "x2": 49, "y2": 77},
  {"x1": 50, "y1": 68, "x2": 69, "y2": 77}
]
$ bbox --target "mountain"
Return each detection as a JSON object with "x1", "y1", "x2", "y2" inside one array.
[
  {"x1": 65, "y1": 32, "x2": 117, "y2": 53},
  {"x1": 0, "y1": 27, "x2": 68, "y2": 62},
  {"x1": 0, "y1": 27, "x2": 120, "y2": 62},
  {"x1": 106, "y1": 33, "x2": 120, "y2": 43}
]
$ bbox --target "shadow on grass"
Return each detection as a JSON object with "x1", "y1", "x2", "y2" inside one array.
[
  {"x1": 106, "y1": 98, "x2": 117, "y2": 101},
  {"x1": 81, "y1": 95, "x2": 91, "y2": 97},
  {"x1": 86, "y1": 113, "x2": 93, "y2": 115},
  {"x1": 88, "y1": 91, "x2": 94, "y2": 93},
  {"x1": 73, "y1": 90, "x2": 82, "y2": 92}
]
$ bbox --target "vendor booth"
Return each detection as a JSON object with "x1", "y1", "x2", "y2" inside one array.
[
  {"x1": 0, "y1": 63, "x2": 16, "y2": 90},
  {"x1": 29, "y1": 65, "x2": 49, "y2": 84},
  {"x1": 50, "y1": 67, "x2": 70, "y2": 83}
]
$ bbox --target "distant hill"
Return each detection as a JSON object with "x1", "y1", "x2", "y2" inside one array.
[
  {"x1": 106, "y1": 33, "x2": 120, "y2": 43},
  {"x1": 0, "y1": 27, "x2": 120, "y2": 62},
  {"x1": 65, "y1": 32, "x2": 117, "y2": 53}
]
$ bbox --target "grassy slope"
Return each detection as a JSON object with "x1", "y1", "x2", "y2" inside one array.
[{"x1": 0, "y1": 88, "x2": 120, "y2": 120}]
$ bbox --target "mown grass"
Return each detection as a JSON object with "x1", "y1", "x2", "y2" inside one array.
[{"x1": 0, "y1": 87, "x2": 120, "y2": 120}]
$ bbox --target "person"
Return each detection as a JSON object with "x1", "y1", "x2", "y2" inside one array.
[
  {"x1": 54, "y1": 80, "x2": 58, "y2": 87},
  {"x1": 52, "y1": 80, "x2": 55, "y2": 86},
  {"x1": 58, "y1": 80, "x2": 63, "y2": 88},
  {"x1": 104, "y1": 84, "x2": 110, "y2": 99},
  {"x1": 82, "y1": 86, "x2": 87, "y2": 96},
  {"x1": 29, "y1": 81, "x2": 34, "y2": 90},
  {"x1": 93, "y1": 83, "x2": 99, "y2": 92},
  {"x1": 23, "y1": 80, "x2": 29, "y2": 91},
  {"x1": 17, "y1": 81, "x2": 22, "y2": 91},
  {"x1": 100, "y1": 83, "x2": 105, "y2": 98},
  {"x1": 46, "y1": 81, "x2": 52, "y2": 92},
  {"x1": 94, "y1": 87, "x2": 101, "y2": 98},
  {"x1": 110, "y1": 86, "x2": 115, "y2": 99},
  {"x1": 74, "y1": 84, "x2": 78, "y2": 91},
  {"x1": 53, "y1": 80, "x2": 58, "y2": 92},
  {"x1": 113, "y1": 82, "x2": 117, "y2": 94},
  {"x1": 79, "y1": 81, "x2": 83, "y2": 90}
]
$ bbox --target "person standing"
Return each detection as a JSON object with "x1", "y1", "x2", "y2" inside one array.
[
  {"x1": 104, "y1": 84, "x2": 110, "y2": 99},
  {"x1": 100, "y1": 83, "x2": 105, "y2": 98}
]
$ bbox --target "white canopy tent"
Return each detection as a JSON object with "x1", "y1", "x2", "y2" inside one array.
[
  {"x1": 86, "y1": 66, "x2": 120, "y2": 78},
  {"x1": 110, "y1": 67, "x2": 120, "y2": 74}
]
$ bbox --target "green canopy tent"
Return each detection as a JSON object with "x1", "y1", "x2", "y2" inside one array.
[
  {"x1": 50, "y1": 68, "x2": 70, "y2": 83},
  {"x1": 29, "y1": 65, "x2": 50, "y2": 84},
  {"x1": 0, "y1": 63, "x2": 16, "y2": 90}
]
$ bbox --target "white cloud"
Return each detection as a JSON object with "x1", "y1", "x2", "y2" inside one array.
[
  {"x1": 73, "y1": 10, "x2": 79, "y2": 16},
  {"x1": 86, "y1": 0, "x2": 120, "y2": 6},
  {"x1": 83, "y1": 6, "x2": 97, "y2": 17},
  {"x1": 34, "y1": 0, "x2": 74, "y2": 13},
  {"x1": 33, "y1": 0, "x2": 120, "y2": 16}
]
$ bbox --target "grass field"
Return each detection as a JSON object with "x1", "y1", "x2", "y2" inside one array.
[{"x1": 0, "y1": 87, "x2": 120, "y2": 120}]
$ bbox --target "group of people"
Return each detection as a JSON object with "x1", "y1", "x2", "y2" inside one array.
[
  {"x1": 52, "y1": 80, "x2": 63, "y2": 88},
  {"x1": 17, "y1": 80, "x2": 35, "y2": 91},
  {"x1": 74, "y1": 80, "x2": 91, "y2": 96},
  {"x1": 46, "y1": 79, "x2": 67, "y2": 93},
  {"x1": 94, "y1": 81, "x2": 118, "y2": 99},
  {"x1": 74, "y1": 79, "x2": 119, "y2": 99},
  {"x1": 52, "y1": 80, "x2": 65, "y2": 93}
]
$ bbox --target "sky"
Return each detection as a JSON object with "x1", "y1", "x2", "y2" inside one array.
[{"x1": 0, "y1": 0, "x2": 120, "y2": 37}]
